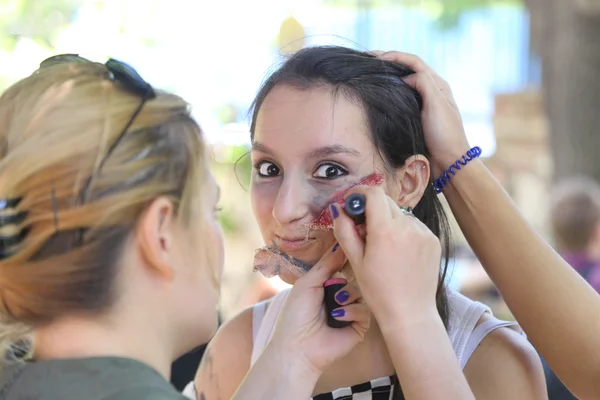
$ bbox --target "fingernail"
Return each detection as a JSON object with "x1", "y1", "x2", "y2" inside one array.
[
  {"x1": 330, "y1": 204, "x2": 339, "y2": 219},
  {"x1": 331, "y1": 308, "x2": 345, "y2": 318},
  {"x1": 335, "y1": 290, "x2": 349, "y2": 304},
  {"x1": 332, "y1": 243, "x2": 340, "y2": 253}
]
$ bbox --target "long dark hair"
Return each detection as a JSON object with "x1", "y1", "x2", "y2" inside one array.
[{"x1": 249, "y1": 46, "x2": 452, "y2": 399}]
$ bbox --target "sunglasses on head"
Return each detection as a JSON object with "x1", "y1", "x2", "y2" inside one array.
[
  {"x1": 40, "y1": 54, "x2": 158, "y2": 245},
  {"x1": 40, "y1": 53, "x2": 157, "y2": 197},
  {"x1": 1, "y1": 54, "x2": 160, "y2": 258}
]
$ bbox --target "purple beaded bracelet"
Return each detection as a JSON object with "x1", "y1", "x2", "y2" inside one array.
[{"x1": 433, "y1": 146, "x2": 482, "y2": 194}]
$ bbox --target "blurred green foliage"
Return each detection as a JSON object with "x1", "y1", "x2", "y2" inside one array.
[
  {"x1": 324, "y1": 0, "x2": 522, "y2": 30},
  {"x1": 217, "y1": 205, "x2": 239, "y2": 235},
  {"x1": 0, "y1": 0, "x2": 85, "y2": 50}
]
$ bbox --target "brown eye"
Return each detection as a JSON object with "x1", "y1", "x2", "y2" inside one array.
[
  {"x1": 257, "y1": 161, "x2": 281, "y2": 177},
  {"x1": 313, "y1": 163, "x2": 348, "y2": 180}
]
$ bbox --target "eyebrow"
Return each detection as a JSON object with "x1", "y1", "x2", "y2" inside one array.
[{"x1": 251, "y1": 141, "x2": 361, "y2": 158}]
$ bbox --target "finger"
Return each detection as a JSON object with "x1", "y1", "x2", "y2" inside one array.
[
  {"x1": 386, "y1": 195, "x2": 409, "y2": 220},
  {"x1": 380, "y1": 51, "x2": 458, "y2": 106},
  {"x1": 331, "y1": 203, "x2": 364, "y2": 267},
  {"x1": 402, "y1": 72, "x2": 446, "y2": 103},
  {"x1": 334, "y1": 280, "x2": 362, "y2": 305},
  {"x1": 368, "y1": 50, "x2": 386, "y2": 57},
  {"x1": 299, "y1": 241, "x2": 346, "y2": 287},
  {"x1": 386, "y1": 195, "x2": 401, "y2": 219},
  {"x1": 363, "y1": 186, "x2": 395, "y2": 234},
  {"x1": 330, "y1": 303, "x2": 371, "y2": 323},
  {"x1": 380, "y1": 51, "x2": 444, "y2": 87},
  {"x1": 380, "y1": 51, "x2": 431, "y2": 73}
]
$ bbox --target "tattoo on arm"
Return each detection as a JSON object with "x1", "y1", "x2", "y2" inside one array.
[{"x1": 197, "y1": 348, "x2": 221, "y2": 400}]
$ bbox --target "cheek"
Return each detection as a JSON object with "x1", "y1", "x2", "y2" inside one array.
[{"x1": 251, "y1": 183, "x2": 278, "y2": 227}]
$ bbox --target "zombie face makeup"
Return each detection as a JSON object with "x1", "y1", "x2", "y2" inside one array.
[{"x1": 250, "y1": 84, "x2": 393, "y2": 284}]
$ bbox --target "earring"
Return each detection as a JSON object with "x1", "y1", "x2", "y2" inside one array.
[{"x1": 399, "y1": 205, "x2": 413, "y2": 215}]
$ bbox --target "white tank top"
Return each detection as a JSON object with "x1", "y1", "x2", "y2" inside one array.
[
  {"x1": 182, "y1": 289, "x2": 523, "y2": 399},
  {"x1": 251, "y1": 288, "x2": 522, "y2": 371}
]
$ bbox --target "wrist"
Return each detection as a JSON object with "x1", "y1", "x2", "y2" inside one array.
[
  {"x1": 376, "y1": 306, "x2": 444, "y2": 338},
  {"x1": 432, "y1": 145, "x2": 472, "y2": 177},
  {"x1": 443, "y1": 158, "x2": 487, "y2": 193},
  {"x1": 432, "y1": 147, "x2": 483, "y2": 194}
]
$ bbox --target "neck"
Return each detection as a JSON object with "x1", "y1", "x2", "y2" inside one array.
[{"x1": 34, "y1": 313, "x2": 174, "y2": 380}]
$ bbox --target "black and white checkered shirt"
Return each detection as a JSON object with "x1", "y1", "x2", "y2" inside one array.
[{"x1": 312, "y1": 375, "x2": 398, "y2": 400}]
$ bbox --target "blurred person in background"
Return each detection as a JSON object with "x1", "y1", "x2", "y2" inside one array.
[
  {"x1": 537, "y1": 176, "x2": 600, "y2": 399},
  {"x1": 550, "y1": 176, "x2": 600, "y2": 292}
]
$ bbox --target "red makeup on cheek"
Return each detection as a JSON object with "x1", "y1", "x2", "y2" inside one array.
[{"x1": 310, "y1": 172, "x2": 384, "y2": 230}]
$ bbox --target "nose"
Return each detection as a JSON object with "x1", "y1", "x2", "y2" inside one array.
[{"x1": 272, "y1": 176, "x2": 311, "y2": 226}]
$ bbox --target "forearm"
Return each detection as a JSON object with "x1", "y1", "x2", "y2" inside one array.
[
  {"x1": 443, "y1": 159, "x2": 600, "y2": 397},
  {"x1": 232, "y1": 344, "x2": 321, "y2": 400},
  {"x1": 378, "y1": 312, "x2": 475, "y2": 400}
]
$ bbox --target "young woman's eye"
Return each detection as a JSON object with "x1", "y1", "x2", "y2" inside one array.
[
  {"x1": 255, "y1": 161, "x2": 281, "y2": 177},
  {"x1": 313, "y1": 163, "x2": 348, "y2": 180}
]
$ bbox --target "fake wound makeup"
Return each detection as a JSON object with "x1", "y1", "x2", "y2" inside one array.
[
  {"x1": 253, "y1": 245, "x2": 313, "y2": 278},
  {"x1": 310, "y1": 172, "x2": 383, "y2": 230},
  {"x1": 252, "y1": 172, "x2": 383, "y2": 280}
]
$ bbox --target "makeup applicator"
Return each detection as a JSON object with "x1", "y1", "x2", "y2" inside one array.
[{"x1": 324, "y1": 193, "x2": 366, "y2": 328}]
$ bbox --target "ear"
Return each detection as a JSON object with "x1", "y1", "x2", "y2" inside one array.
[
  {"x1": 135, "y1": 197, "x2": 177, "y2": 280},
  {"x1": 395, "y1": 155, "x2": 430, "y2": 208}
]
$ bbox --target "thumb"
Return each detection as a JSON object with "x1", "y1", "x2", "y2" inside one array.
[
  {"x1": 299, "y1": 240, "x2": 346, "y2": 288},
  {"x1": 331, "y1": 203, "x2": 364, "y2": 268}
]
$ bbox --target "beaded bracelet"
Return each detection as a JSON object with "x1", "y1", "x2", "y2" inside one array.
[{"x1": 433, "y1": 146, "x2": 482, "y2": 194}]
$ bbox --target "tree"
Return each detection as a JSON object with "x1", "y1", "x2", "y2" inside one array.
[{"x1": 524, "y1": 0, "x2": 600, "y2": 181}]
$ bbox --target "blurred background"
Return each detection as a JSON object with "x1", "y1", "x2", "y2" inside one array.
[{"x1": 1, "y1": 0, "x2": 599, "y2": 355}]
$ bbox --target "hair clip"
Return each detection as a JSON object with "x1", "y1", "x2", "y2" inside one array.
[
  {"x1": 0, "y1": 211, "x2": 27, "y2": 226},
  {"x1": 0, "y1": 228, "x2": 28, "y2": 250},
  {"x1": 0, "y1": 247, "x2": 14, "y2": 260},
  {"x1": 0, "y1": 197, "x2": 23, "y2": 210}
]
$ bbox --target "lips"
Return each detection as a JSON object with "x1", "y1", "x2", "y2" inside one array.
[{"x1": 276, "y1": 235, "x2": 314, "y2": 252}]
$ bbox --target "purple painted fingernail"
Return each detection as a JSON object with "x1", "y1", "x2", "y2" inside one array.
[
  {"x1": 331, "y1": 308, "x2": 345, "y2": 318},
  {"x1": 330, "y1": 204, "x2": 339, "y2": 219},
  {"x1": 332, "y1": 243, "x2": 340, "y2": 252},
  {"x1": 335, "y1": 290, "x2": 349, "y2": 304}
]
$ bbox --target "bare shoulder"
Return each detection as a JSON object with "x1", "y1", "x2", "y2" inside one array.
[
  {"x1": 194, "y1": 303, "x2": 264, "y2": 400},
  {"x1": 464, "y1": 314, "x2": 548, "y2": 399}
]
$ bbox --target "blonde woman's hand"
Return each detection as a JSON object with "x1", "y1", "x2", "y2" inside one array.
[{"x1": 267, "y1": 243, "x2": 371, "y2": 375}]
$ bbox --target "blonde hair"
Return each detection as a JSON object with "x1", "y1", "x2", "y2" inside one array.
[{"x1": 0, "y1": 60, "x2": 209, "y2": 356}]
